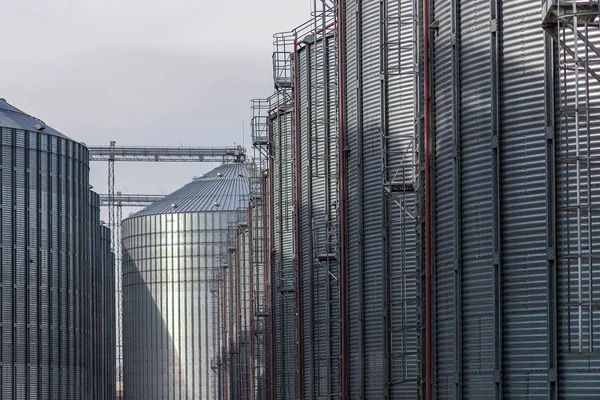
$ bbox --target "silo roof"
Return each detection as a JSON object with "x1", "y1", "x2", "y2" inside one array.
[
  {"x1": 131, "y1": 163, "x2": 250, "y2": 217},
  {"x1": 0, "y1": 98, "x2": 70, "y2": 138}
]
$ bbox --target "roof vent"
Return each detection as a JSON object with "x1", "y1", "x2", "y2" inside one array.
[
  {"x1": 192, "y1": 176, "x2": 200, "y2": 181},
  {"x1": 34, "y1": 123, "x2": 46, "y2": 131},
  {"x1": 213, "y1": 202, "x2": 220, "y2": 208},
  {"x1": 171, "y1": 203, "x2": 178, "y2": 208},
  {"x1": 216, "y1": 172, "x2": 223, "y2": 177}
]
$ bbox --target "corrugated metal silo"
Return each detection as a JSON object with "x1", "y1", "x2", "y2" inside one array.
[
  {"x1": 100, "y1": 224, "x2": 117, "y2": 399},
  {"x1": 296, "y1": 32, "x2": 344, "y2": 398},
  {"x1": 0, "y1": 98, "x2": 90, "y2": 398},
  {"x1": 89, "y1": 190, "x2": 116, "y2": 400},
  {"x1": 423, "y1": 0, "x2": 600, "y2": 397},
  {"x1": 341, "y1": 0, "x2": 418, "y2": 397},
  {"x1": 269, "y1": 105, "x2": 298, "y2": 400},
  {"x1": 89, "y1": 190, "x2": 102, "y2": 399},
  {"x1": 121, "y1": 163, "x2": 250, "y2": 399},
  {"x1": 248, "y1": 191, "x2": 267, "y2": 400},
  {"x1": 236, "y1": 223, "x2": 251, "y2": 399}
]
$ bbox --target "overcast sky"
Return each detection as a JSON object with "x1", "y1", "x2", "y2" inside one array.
[{"x1": 1, "y1": 0, "x2": 309, "y2": 218}]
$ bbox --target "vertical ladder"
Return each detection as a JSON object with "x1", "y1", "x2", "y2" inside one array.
[
  {"x1": 380, "y1": 0, "x2": 419, "y2": 397},
  {"x1": 306, "y1": 1, "x2": 342, "y2": 398},
  {"x1": 548, "y1": 0, "x2": 600, "y2": 356},
  {"x1": 273, "y1": 30, "x2": 299, "y2": 400}
]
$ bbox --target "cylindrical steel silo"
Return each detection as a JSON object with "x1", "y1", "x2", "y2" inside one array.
[
  {"x1": 422, "y1": 0, "x2": 600, "y2": 398},
  {"x1": 295, "y1": 32, "x2": 344, "y2": 398},
  {"x1": 121, "y1": 163, "x2": 250, "y2": 399},
  {"x1": 0, "y1": 98, "x2": 90, "y2": 398},
  {"x1": 89, "y1": 191, "x2": 116, "y2": 400},
  {"x1": 236, "y1": 223, "x2": 251, "y2": 399},
  {"x1": 248, "y1": 184, "x2": 267, "y2": 400},
  {"x1": 268, "y1": 105, "x2": 298, "y2": 400},
  {"x1": 89, "y1": 190, "x2": 102, "y2": 399},
  {"x1": 100, "y1": 224, "x2": 116, "y2": 399},
  {"x1": 341, "y1": 0, "x2": 418, "y2": 397}
]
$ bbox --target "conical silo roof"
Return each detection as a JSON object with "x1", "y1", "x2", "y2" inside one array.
[
  {"x1": 0, "y1": 98, "x2": 71, "y2": 138},
  {"x1": 131, "y1": 163, "x2": 250, "y2": 217}
]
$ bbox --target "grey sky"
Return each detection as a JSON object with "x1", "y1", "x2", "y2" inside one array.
[{"x1": 1, "y1": 0, "x2": 309, "y2": 217}]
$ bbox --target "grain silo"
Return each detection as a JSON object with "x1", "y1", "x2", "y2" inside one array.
[
  {"x1": 89, "y1": 190, "x2": 116, "y2": 400},
  {"x1": 100, "y1": 224, "x2": 116, "y2": 399},
  {"x1": 340, "y1": 0, "x2": 418, "y2": 397},
  {"x1": 268, "y1": 102, "x2": 298, "y2": 400},
  {"x1": 0, "y1": 98, "x2": 90, "y2": 398},
  {"x1": 121, "y1": 163, "x2": 250, "y2": 399},
  {"x1": 89, "y1": 190, "x2": 102, "y2": 399},
  {"x1": 248, "y1": 173, "x2": 268, "y2": 400},
  {"x1": 420, "y1": 0, "x2": 600, "y2": 398},
  {"x1": 295, "y1": 28, "x2": 344, "y2": 398}
]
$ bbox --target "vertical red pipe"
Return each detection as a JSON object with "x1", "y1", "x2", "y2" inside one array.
[
  {"x1": 248, "y1": 203, "x2": 255, "y2": 400},
  {"x1": 217, "y1": 282, "x2": 223, "y2": 400},
  {"x1": 260, "y1": 173, "x2": 269, "y2": 400},
  {"x1": 292, "y1": 38, "x2": 304, "y2": 400},
  {"x1": 337, "y1": 0, "x2": 348, "y2": 397},
  {"x1": 267, "y1": 111, "x2": 276, "y2": 400},
  {"x1": 422, "y1": 0, "x2": 432, "y2": 398},
  {"x1": 236, "y1": 227, "x2": 242, "y2": 398},
  {"x1": 223, "y1": 269, "x2": 228, "y2": 399}
]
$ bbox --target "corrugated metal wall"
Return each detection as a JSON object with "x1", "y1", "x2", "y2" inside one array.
[
  {"x1": 270, "y1": 108, "x2": 298, "y2": 400},
  {"x1": 342, "y1": 0, "x2": 418, "y2": 397},
  {"x1": 237, "y1": 224, "x2": 252, "y2": 399},
  {"x1": 89, "y1": 197, "x2": 117, "y2": 400},
  {"x1": 249, "y1": 194, "x2": 268, "y2": 399},
  {"x1": 0, "y1": 127, "x2": 90, "y2": 398},
  {"x1": 554, "y1": 3, "x2": 600, "y2": 395},
  {"x1": 296, "y1": 34, "x2": 343, "y2": 399},
  {"x1": 100, "y1": 224, "x2": 117, "y2": 400},
  {"x1": 427, "y1": 0, "x2": 600, "y2": 397},
  {"x1": 122, "y1": 209, "x2": 242, "y2": 399}
]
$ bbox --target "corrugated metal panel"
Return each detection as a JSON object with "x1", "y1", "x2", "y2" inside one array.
[
  {"x1": 248, "y1": 196, "x2": 267, "y2": 399},
  {"x1": 343, "y1": 0, "x2": 363, "y2": 396},
  {"x1": 89, "y1": 192, "x2": 116, "y2": 400},
  {"x1": 555, "y1": 4, "x2": 600, "y2": 396},
  {"x1": 270, "y1": 106, "x2": 297, "y2": 400},
  {"x1": 431, "y1": 0, "x2": 457, "y2": 396},
  {"x1": 344, "y1": 0, "x2": 418, "y2": 397},
  {"x1": 122, "y1": 165, "x2": 250, "y2": 399},
  {"x1": 101, "y1": 225, "x2": 117, "y2": 400},
  {"x1": 297, "y1": 42, "x2": 315, "y2": 397},
  {"x1": 428, "y1": 1, "x2": 600, "y2": 398},
  {"x1": 237, "y1": 225, "x2": 252, "y2": 399},
  {"x1": 297, "y1": 33, "x2": 343, "y2": 399},
  {"x1": 0, "y1": 117, "x2": 90, "y2": 398},
  {"x1": 500, "y1": 1, "x2": 550, "y2": 397},
  {"x1": 134, "y1": 163, "x2": 250, "y2": 216}
]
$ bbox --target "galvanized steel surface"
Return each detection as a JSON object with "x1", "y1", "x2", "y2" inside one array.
[
  {"x1": 90, "y1": 191, "x2": 117, "y2": 400},
  {"x1": 554, "y1": 3, "x2": 600, "y2": 395},
  {"x1": 428, "y1": 0, "x2": 600, "y2": 398},
  {"x1": 133, "y1": 163, "x2": 251, "y2": 216},
  {"x1": 270, "y1": 108, "x2": 297, "y2": 400},
  {"x1": 297, "y1": 35, "x2": 343, "y2": 398},
  {"x1": 100, "y1": 225, "x2": 117, "y2": 399},
  {"x1": 343, "y1": 0, "x2": 418, "y2": 397},
  {"x1": 249, "y1": 196, "x2": 267, "y2": 399},
  {"x1": 0, "y1": 100, "x2": 90, "y2": 398},
  {"x1": 121, "y1": 163, "x2": 250, "y2": 399}
]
